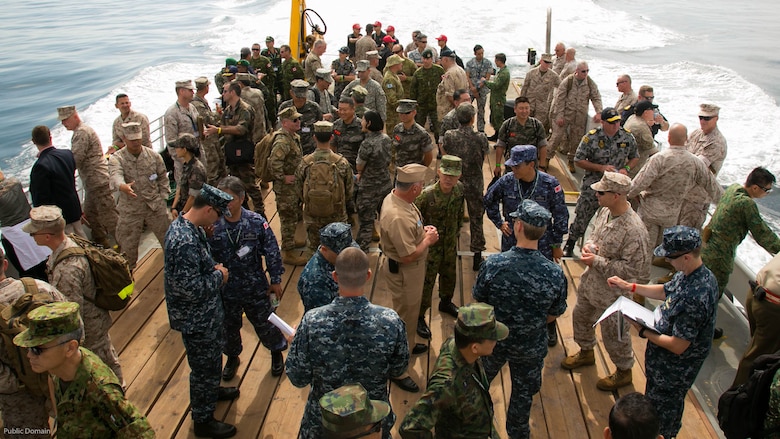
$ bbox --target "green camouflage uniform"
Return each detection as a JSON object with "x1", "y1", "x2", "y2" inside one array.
[
  {"x1": 382, "y1": 70, "x2": 404, "y2": 131},
  {"x1": 269, "y1": 129, "x2": 303, "y2": 250},
  {"x1": 281, "y1": 58, "x2": 305, "y2": 99},
  {"x1": 486, "y1": 65, "x2": 510, "y2": 132},
  {"x1": 410, "y1": 64, "x2": 444, "y2": 141},
  {"x1": 399, "y1": 58, "x2": 417, "y2": 99},
  {"x1": 250, "y1": 54, "x2": 277, "y2": 117},
  {"x1": 192, "y1": 95, "x2": 227, "y2": 185}
]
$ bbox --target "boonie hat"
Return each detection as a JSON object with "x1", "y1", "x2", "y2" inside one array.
[
  {"x1": 439, "y1": 155, "x2": 462, "y2": 177},
  {"x1": 509, "y1": 199, "x2": 551, "y2": 228},
  {"x1": 122, "y1": 122, "x2": 143, "y2": 141},
  {"x1": 278, "y1": 106, "x2": 302, "y2": 120},
  {"x1": 319, "y1": 222, "x2": 359, "y2": 254},
  {"x1": 396, "y1": 99, "x2": 417, "y2": 114},
  {"x1": 385, "y1": 54, "x2": 403, "y2": 68},
  {"x1": 199, "y1": 184, "x2": 234, "y2": 217},
  {"x1": 57, "y1": 106, "x2": 76, "y2": 121},
  {"x1": 504, "y1": 145, "x2": 537, "y2": 167},
  {"x1": 590, "y1": 171, "x2": 631, "y2": 194},
  {"x1": 320, "y1": 383, "x2": 389, "y2": 436},
  {"x1": 654, "y1": 226, "x2": 702, "y2": 258},
  {"x1": 23, "y1": 205, "x2": 64, "y2": 234},
  {"x1": 601, "y1": 107, "x2": 621, "y2": 123},
  {"x1": 455, "y1": 303, "x2": 509, "y2": 341},
  {"x1": 13, "y1": 302, "x2": 81, "y2": 348},
  {"x1": 396, "y1": 163, "x2": 429, "y2": 183}
]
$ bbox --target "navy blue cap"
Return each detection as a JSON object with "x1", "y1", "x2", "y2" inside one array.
[
  {"x1": 653, "y1": 226, "x2": 701, "y2": 257},
  {"x1": 509, "y1": 199, "x2": 551, "y2": 228},
  {"x1": 320, "y1": 223, "x2": 359, "y2": 254},
  {"x1": 505, "y1": 145, "x2": 537, "y2": 167}
]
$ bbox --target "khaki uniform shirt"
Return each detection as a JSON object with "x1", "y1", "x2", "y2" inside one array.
[
  {"x1": 520, "y1": 67, "x2": 561, "y2": 117},
  {"x1": 379, "y1": 192, "x2": 427, "y2": 261},
  {"x1": 436, "y1": 65, "x2": 469, "y2": 119},
  {"x1": 108, "y1": 146, "x2": 170, "y2": 215},
  {"x1": 551, "y1": 76, "x2": 603, "y2": 122}
]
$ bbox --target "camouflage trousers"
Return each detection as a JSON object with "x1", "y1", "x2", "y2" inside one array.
[
  {"x1": 228, "y1": 163, "x2": 265, "y2": 217},
  {"x1": 115, "y1": 204, "x2": 170, "y2": 270},
  {"x1": 568, "y1": 187, "x2": 599, "y2": 241},
  {"x1": 83, "y1": 189, "x2": 118, "y2": 246},
  {"x1": 702, "y1": 247, "x2": 732, "y2": 298},
  {"x1": 356, "y1": 183, "x2": 391, "y2": 251},
  {"x1": 305, "y1": 213, "x2": 348, "y2": 253},
  {"x1": 483, "y1": 346, "x2": 544, "y2": 439},
  {"x1": 415, "y1": 106, "x2": 439, "y2": 143},
  {"x1": 548, "y1": 113, "x2": 588, "y2": 161},
  {"x1": 464, "y1": 180, "x2": 486, "y2": 252},
  {"x1": 202, "y1": 138, "x2": 227, "y2": 186},
  {"x1": 472, "y1": 90, "x2": 488, "y2": 132},
  {"x1": 420, "y1": 240, "x2": 457, "y2": 316},
  {"x1": 385, "y1": 110, "x2": 400, "y2": 134},
  {"x1": 181, "y1": 329, "x2": 224, "y2": 422},
  {"x1": 572, "y1": 290, "x2": 634, "y2": 370},
  {"x1": 274, "y1": 182, "x2": 301, "y2": 251},
  {"x1": 383, "y1": 257, "x2": 425, "y2": 355},
  {"x1": 677, "y1": 201, "x2": 708, "y2": 230},
  {"x1": 223, "y1": 289, "x2": 287, "y2": 357},
  {"x1": 530, "y1": 104, "x2": 552, "y2": 135},
  {"x1": 80, "y1": 301, "x2": 123, "y2": 383},
  {"x1": 489, "y1": 98, "x2": 505, "y2": 134},
  {"x1": 0, "y1": 391, "x2": 51, "y2": 439},
  {"x1": 637, "y1": 208, "x2": 667, "y2": 249}
]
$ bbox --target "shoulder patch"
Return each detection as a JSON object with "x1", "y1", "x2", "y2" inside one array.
[
  {"x1": 554, "y1": 185, "x2": 562, "y2": 193},
  {"x1": 386, "y1": 83, "x2": 393, "y2": 88},
  {"x1": 394, "y1": 135, "x2": 401, "y2": 142}
]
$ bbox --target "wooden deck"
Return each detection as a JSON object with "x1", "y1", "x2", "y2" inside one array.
[{"x1": 110, "y1": 144, "x2": 720, "y2": 438}]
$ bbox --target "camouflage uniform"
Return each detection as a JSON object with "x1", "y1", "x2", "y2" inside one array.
[
  {"x1": 331, "y1": 58, "x2": 355, "y2": 99},
  {"x1": 568, "y1": 127, "x2": 637, "y2": 242},
  {"x1": 549, "y1": 76, "x2": 603, "y2": 161},
  {"x1": 223, "y1": 98, "x2": 265, "y2": 216},
  {"x1": 702, "y1": 184, "x2": 780, "y2": 297},
  {"x1": 437, "y1": 108, "x2": 459, "y2": 146},
  {"x1": 0, "y1": 278, "x2": 64, "y2": 438},
  {"x1": 250, "y1": 54, "x2": 277, "y2": 116},
  {"x1": 679, "y1": 126, "x2": 728, "y2": 228},
  {"x1": 210, "y1": 208, "x2": 286, "y2": 359},
  {"x1": 304, "y1": 52, "x2": 322, "y2": 85},
  {"x1": 410, "y1": 64, "x2": 444, "y2": 141},
  {"x1": 164, "y1": 101, "x2": 202, "y2": 184},
  {"x1": 473, "y1": 247, "x2": 567, "y2": 439},
  {"x1": 520, "y1": 66, "x2": 561, "y2": 132},
  {"x1": 442, "y1": 127, "x2": 489, "y2": 252},
  {"x1": 415, "y1": 181, "x2": 464, "y2": 315},
  {"x1": 614, "y1": 90, "x2": 637, "y2": 116},
  {"x1": 278, "y1": 99, "x2": 323, "y2": 155},
  {"x1": 269, "y1": 129, "x2": 303, "y2": 251},
  {"x1": 392, "y1": 122, "x2": 435, "y2": 168},
  {"x1": 484, "y1": 171, "x2": 568, "y2": 256},
  {"x1": 764, "y1": 370, "x2": 780, "y2": 434},
  {"x1": 192, "y1": 95, "x2": 227, "y2": 185},
  {"x1": 645, "y1": 264, "x2": 718, "y2": 439},
  {"x1": 355, "y1": 132, "x2": 393, "y2": 250},
  {"x1": 286, "y1": 296, "x2": 409, "y2": 439},
  {"x1": 163, "y1": 214, "x2": 226, "y2": 423},
  {"x1": 281, "y1": 58, "x2": 305, "y2": 99},
  {"x1": 48, "y1": 237, "x2": 123, "y2": 382},
  {"x1": 485, "y1": 65, "x2": 510, "y2": 132},
  {"x1": 70, "y1": 123, "x2": 118, "y2": 246},
  {"x1": 297, "y1": 251, "x2": 339, "y2": 313},
  {"x1": 436, "y1": 65, "x2": 469, "y2": 120},
  {"x1": 495, "y1": 116, "x2": 548, "y2": 161},
  {"x1": 572, "y1": 206, "x2": 650, "y2": 370},
  {"x1": 111, "y1": 110, "x2": 151, "y2": 148},
  {"x1": 261, "y1": 47, "x2": 283, "y2": 96},
  {"x1": 331, "y1": 116, "x2": 364, "y2": 172},
  {"x1": 308, "y1": 87, "x2": 337, "y2": 121},
  {"x1": 399, "y1": 58, "x2": 417, "y2": 99},
  {"x1": 173, "y1": 157, "x2": 206, "y2": 213},
  {"x1": 108, "y1": 145, "x2": 171, "y2": 269},
  {"x1": 343, "y1": 79, "x2": 388, "y2": 121},
  {"x1": 382, "y1": 69, "x2": 404, "y2": 131},
  {"x1": 552, "y1": 55, "x2": 566, "y2": 75},
  {"x1": 465, "y1": 57, "x2": 494, "y2": 132},
  {"x1": 623, "y1": 114, "x2": 657, "y2": 177},
  {"x1": 238, "y1": 87, "x2": 266, "y2": 142}
]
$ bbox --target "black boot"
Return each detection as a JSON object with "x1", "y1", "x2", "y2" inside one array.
[
  {"x1": 563, "y1": 238, "x2": 576, "y2": 258},
  {"x1": 547, "y1": 322, "x2": 558, "y2": 347},
  {"x1": 472, "y1": 252, "x2": 482, "y2": 271},
  {"x1": 271, "y1": 351, "x2": 284, "y2": 376},
  {"x1": 438, "y1": 300, "x2": 459, "y2": 319},
  {"x1": 416, "y1": 316, "x2": 431, "y2": 339},
  {"x1": 217, "y1": 386, "x2": 240, "y2": 401},
  {"x1": 194, "y1": 417, "x2": 237, "y2": 438},
  {"x1": 221, "y1": 356, "x2": 239, "y2": 381}
]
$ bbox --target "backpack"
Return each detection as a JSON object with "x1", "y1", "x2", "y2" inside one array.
[
  {"x1": 254, "y1": 131, "x2": 281, "y2": 182},
  {"x1": 302, "y1": 152, "x2": 345, "y2": 219},
  {"x1": 52, "y1": 234, "x2": 134, "y2": 311},
  {"x1": 0, "y1": 279, "x2": 55, "y2": 396},
  {"x1": 718, "y1": 350, "x2": 780, "y2": 438}
]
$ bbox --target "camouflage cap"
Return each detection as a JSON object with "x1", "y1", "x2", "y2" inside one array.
[
  {"x1": 236, "y1": 72, "x2": 253, "y2": 84},
  {"x1": 396, "y1": 163, "x2": 429, "y2": 183},
  {"x1": 265, "y1": 36, "x2": 274, "y2": 42},
  {"x1": 590, "y1": 171, "x2": 631, "y2": 194},
  {"x1": 439, "y1": 155, "x2": 462, "y2": 176},
  {"x1": 225, "y1": 57, "x2": 238, "y2": 66},
  {"x1": 509, "y1": 199, "x2": 551, "y2": 228},
  {"x1": 351, "y1": 85, "x2": 368, "y2": 98},
  {"x1": 385, "y1": 54, "x2": 403, "y2": 68},
  {"x1": 122, "y1": 121, "x2": 143, "y2": 141},
  {"x1": 13, "y1": 302, "x2": 81, "y2": 348},
  {"x1": 320, "y1": 222, "x2": 359, "y2": 254},
  {"x1": 57, "y1": 105, "x2": 76, "y2": 121},
  {"x1": 174, "y1": 133, "x2": 200, "y2": 152},
  {"x1": 541, "y1": 53, "x2": 553, "y2": 62},
  {"x1": 421, "y1": 49, "x2": 434, "y2": 59},
  {"x1": 699, "y1": 103, "x2": 720, "y2": 117},
  {"x1": 175, "y1": 79, "x2": 195, "y2": 90},
  {"x1": 338, "y1": 46, "x2": 350, "y2": 54},
  {"x1": 200, "y1": 184, "x2": 234, "y2": 218},
  {"x1": 237, "y1": 59, "x2": 250, "y2": 67},
  {"x1": 455, "y1": 302, "x2": 509, "y2": 341},
  {"x1": 194, "y1": 76, "x2": 210, "y2": 89},
  {"x1": 278, "y1": 106, "x2": 303, "y2": 120},
  {"x1": 314, "y1": 120, "x2": 333, "y2": 133},
  {"x1": 315, "y1": 67, "x2": 333, "y2": 83},
  {"x1": 319, "y1": 383, "x2": 389, "y2": 435},
  {"x1": 366, "y1": 50, "x2": 379, "y2": 59},
  {"x1": 601, "y1": 107, "x2": 621, "y2": 123},
  {"x1": 653, "y1": 226, "x2": 701, "y2": 258},
  {"x1": 23, "y1": 205, "x2": 64, "y2": 234},
  {"x1": 355, "y1": 60, "x2": 370, "y2": 73},
  {"x1": 291, "y1": 79, "x2": 309, "y2": 97},
  {"x1": 455, "y1": 102, "x2": 475, "y2": 120},
  {"x1": 396, "y1": 99, "x2": 417, "y2": 114},
  {"x1": 504, "y1": 144, "x2": 537, "y2": 167}
]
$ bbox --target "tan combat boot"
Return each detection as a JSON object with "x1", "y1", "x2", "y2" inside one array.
[
  {"x1": 561, "y1": 349, "x2": 595, "y2": 370},
  {"x1": 596, "y1": 368, "x2": 632, "y2": 391},
  {"x1": 282, "y1": 250, "x2": 309, "y2": 266}
]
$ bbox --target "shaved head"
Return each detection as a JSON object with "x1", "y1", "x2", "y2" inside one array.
[{"x1": 668, "y1": 123, "x2": 688, "y2": 146}]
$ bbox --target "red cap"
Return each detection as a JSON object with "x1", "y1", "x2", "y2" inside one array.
[
  {"x1": 436, "y1": 34, "x2": 447, "y2": 41},
  {"x1": 382, "y1": 35, "x2": 394, "y2": 43},
  {"x1": 352, "y1": 23, "x2": 360, "y2": 30},
  {"x1": 386, "y1": 25, "x2": 395, "y2": 32},
  {"x1": 374, "y1": 21, "x2": 382, "y2": 28}
]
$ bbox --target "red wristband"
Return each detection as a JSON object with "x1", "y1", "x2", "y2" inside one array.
[{"x1": 631, "y1": 283, "x2": 637, "y2": 293}]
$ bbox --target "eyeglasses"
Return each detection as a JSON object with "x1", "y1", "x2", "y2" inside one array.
[
  {"x1": 29, "y1": 340, "x2": 71, "y2": 356},
  {"x1": 343, "y1": 421, "x2": 382, "y2": 439},
  {"x1": 644, "y1": 95, "x2": 654, "y2": 100},
  {"x1": 541, "y1": 60, "x2": 551, "y2": 64},
  {"x1": 698, "y1": 115, "x2": 715, "y2": 121},
  {"x1": 760, "y1": 185, "x2": 773, "y2": 193},
  {"x1": 420, "y1": 40, "x2": 427, "y2": 44}
]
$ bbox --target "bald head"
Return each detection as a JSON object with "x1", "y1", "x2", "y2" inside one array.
[
  {"x1": 668, "y1": 123, "x2": 688, "y2": 147},
  {"x1": 565, "y1": 47, "x2": 576, "y2": 61}
]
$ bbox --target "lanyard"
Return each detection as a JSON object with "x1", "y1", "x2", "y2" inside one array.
[{"x1": 515, "y1": 173, "x2": 539, "y2": 201}]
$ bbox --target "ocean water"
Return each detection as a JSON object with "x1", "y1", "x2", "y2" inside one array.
[{"x1": 2, "y1": 0, "x2": 779, "y2": 270}]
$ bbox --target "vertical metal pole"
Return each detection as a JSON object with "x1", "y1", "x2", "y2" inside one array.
[{"x1": 546, "y1": 8, "x2": 552, "y2": 54}]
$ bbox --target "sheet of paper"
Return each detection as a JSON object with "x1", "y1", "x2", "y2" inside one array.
[
  {"x1": 268, "y1": 312, "x2": 295, "y2": 337},
  {"x1": 594, "y1": 296, "x2": 659, "y2": 333}
]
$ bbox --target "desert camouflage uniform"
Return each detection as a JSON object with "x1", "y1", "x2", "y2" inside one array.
[
  {"x1": 549, "y1": 75, "x2": 603, "y2": 161},
  {"x1": 495, "y1": 116, "x2": 548, "y2": 161},
  {"x1": 520, "y1": 66, "x2": 561, "y2": 132},
  {"x1": 679, "y1": 126, "x2": 728, "y2": 229},
  {"x1": 210, "y1": 208, "x2": 286, "y2": 358},
  {"x1": 279, "y1": 100, "x2": 323, "y2": 155},
  {"x1": 702, "y1": 184, "x2": 780, "y2": 297},
  {"x1": 164, "y1": 101, "x2": 203, "y2": 184},
  {"x1": 568, "y1": 127, "x2": 637, "y2": 242},
  {"x1": 173, "y1": 157, "x2": 206, "y2": 213},
  {"x1": 286, "y1": 296, "x2": 409, "y2": 439},
  {"x1": 269, "y1": 129, "x2": 303, "y2": 251},
  {"x1": 399, "y1": 337, "x2": 498, "y2": 439},
  {"x1": 163, "y1": 214, "x2": 225, "y2": 423},
  {"x1": 0, "y1": 278, "x2": 64, "y2": 438},
  {"x1": 465, "y1": 57, "x2": 494, "y2": 132},
  {"x1": 392, "y1": 122, "x2": 434, "y2": 168},
  {"x1": 304, "y1": 52, "x2": 322, "y2": 85},
  {"x1": 282, "y1": 58, "x2": 305, "y2": 99},
  {"x1": 473, "y1": 247, "x2": 567, "y2": 439},
  {"x1": 369, "y1": 67, "x2": 384, "y2": 85},
  {"x1": 486, "y1": 65, "x2": 510, "y2": 132},
  {"x1": 343, "y1": 79, "x2": 387, "y2": 121},
  {"x1": 108, "y1": 145, "x2": 170, "y2": 270},
  {"x1": 552, "y1": 55, "x2": 566, "y2": 75},
  {"x1": 442, "y1": 127, "x2": 489, "y2": 252},
  {"x1": 223, "y1": 98, "x2": 264, "y2": 216},
  {"x1": 410, "y1": 64, "x2": 444, "y2": 142},
  {"x1": 414, "y1": 181, "x2": 464, "y2": 316},
  {"x1": 192, "y1": 95, "x2": 227, "y2": 185},
  {"x1": 111, "y1": 110, "x2": 151, "y2": 148},
  {"x1": 355, "y1": 132, "x2": 393, "y2": 250},
  {"x1": 331, "y1": 116, "x2": 364, "y2": 172},
  {"x1": 70, "y1": 123, "x2": 118, "y2": 246},
  {"x1": 331, "y1": 58, "x2": 355, "y2": 99},
  {"x1": 54, "y1": 347, "x2": 153, "y2": 438},
  {"x1": 623, "y1": 114, "x2": 657, "y2": 177},
  {"x1": 484, "y1": 171, "x2": 568, "y2": 255},
  {"x1": 436, "y1": 65, "x2": 469, "y2": 120},
  {"x1": 298, "y1": 251, "x2": 339, "y2": 313},
  {"x1": 645, "y1": 264, "x2": 717, "y2": 439},
  {"x1": 48, "y1": 237, "x2": 123, "y2": 382},
  {"x1": 614, "y1": 90, "x2": 637, "y2": 115},
  {"x1": 572, "y1": 206, "x2": 650, "y2": 370},
  {"x1": 382, "y1": 69, "x2": 404, "y2": 131}
]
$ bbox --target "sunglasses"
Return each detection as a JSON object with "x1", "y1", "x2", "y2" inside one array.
[
  {"x1": 698, "y1": 115, "x2": 715, "y2": 121},
  {"x1": 595, "y1": 191, "x2": 612, "y2": 196},
  {"x1": 644, "y1": 95, "x2": 655, "y2": 100},
  {"x1": 616, "y1": 80, "x2": 627, "y2": 86},
  {"x1": 541, "y1": 60, "x2": 551, "y2": 64},
  {"x1": 579, "y1": 69, "x2": 589, "y2": 73},
  {"x1": 29, "y1": 340, "x2": 70, "y2": 356},
  {"x1": 760, "y1": 185, "x2": 773, "y2": 193}
]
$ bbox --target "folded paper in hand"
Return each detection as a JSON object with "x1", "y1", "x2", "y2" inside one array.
[
  {"x1": 594, "y1": 296, "x2": 660, "y2": 340},
  {"x1": 268, "y1": 312, "x2": 296, "y2": 337}
]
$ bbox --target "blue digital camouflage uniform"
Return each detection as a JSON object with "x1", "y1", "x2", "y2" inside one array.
[
  {"x1": 298, "y1": 250, "x2": 338, "y2": 313},
  {"x1": 209, "y1": 207, "x2": 287, "y2": 357},
  {"x1": 278, "y1": 100, "x2": 323, "y2": 155},
  {"x1": 473, "y1": 247, "x2": 568, "y2": 439},
  {"x1": 465, "y1": 57, "x2": 494, "y2": 133},
  {"x1": 164, "y1": 214, "x2": 225, "y2": 423},
  {"x1": 569, "y1": 126, "x2": 638, "y2": 241},
  {"x1": 484, "y1": 171, "x2": 568, "y2": 256},
  {"x1": 645, "y1": 264, "x2": 718, "y2": 439},
  {"x1": 286, "y1": 296, "x2": 409, "y2": 439}
]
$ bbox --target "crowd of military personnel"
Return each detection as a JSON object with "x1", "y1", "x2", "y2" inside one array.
[{"x1": 1, "y1": 18, "x2": 779, "y2": 439}]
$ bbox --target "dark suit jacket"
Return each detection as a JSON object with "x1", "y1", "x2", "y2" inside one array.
[{"x1": 30, "y1": 146, "x2": 82, "y2": 223}]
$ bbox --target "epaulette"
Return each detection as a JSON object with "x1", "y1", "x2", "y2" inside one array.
[
  {"x1": 623, "y1": 105, "x2": 632, "y2": 111},
  {"x1": 623, "y1": 128, "x2": 631, "y2": 133},
  {"x1": 588, "y1": 129, "x2": 597, "y2": 135}
]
